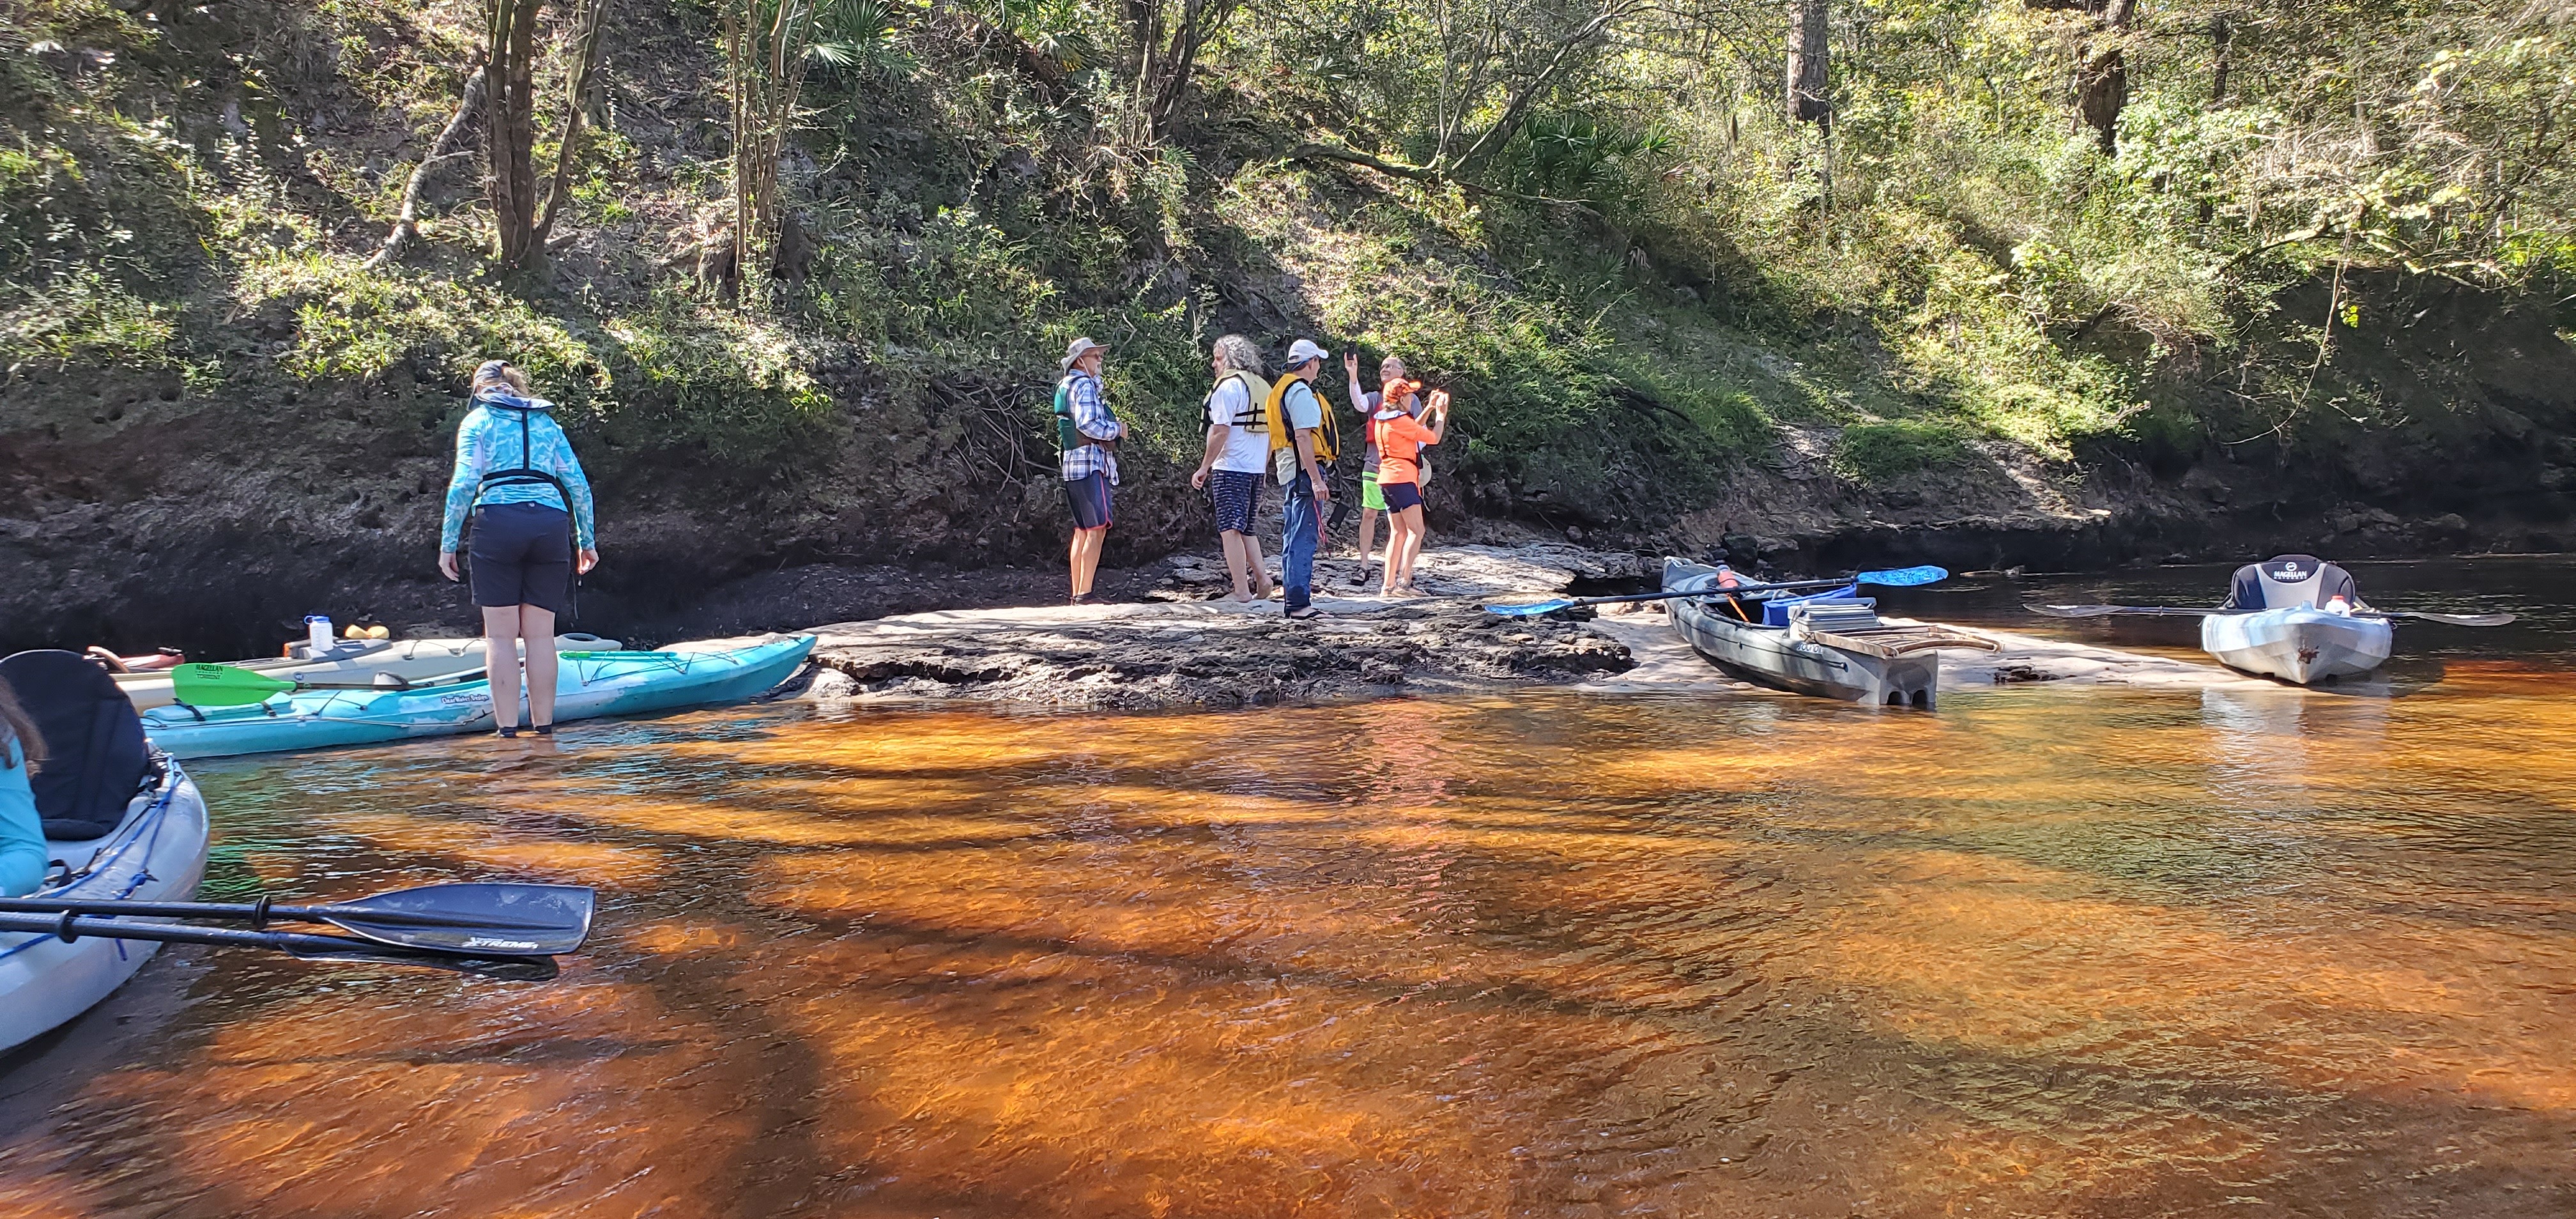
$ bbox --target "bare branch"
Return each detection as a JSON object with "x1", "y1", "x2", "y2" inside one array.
[{"x1": 365, "y1": 62, "x2": 487, "y2": 273}]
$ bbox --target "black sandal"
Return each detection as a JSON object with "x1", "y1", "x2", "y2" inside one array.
[
  {"x1": 530, "y1": 724, "x2": 555, "y2": 737},
  {"x1": 496, "y1": 726, "x2": 520, "y2": 739}
]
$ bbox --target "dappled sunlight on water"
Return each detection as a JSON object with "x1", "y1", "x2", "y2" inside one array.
[{"x1": 4, "y1": 669, "x2": 2575, "y2": 1217}]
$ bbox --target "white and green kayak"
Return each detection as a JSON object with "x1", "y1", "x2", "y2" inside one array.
[
  {"x1": 116, "y1": 634, "x2": 620, "y2": 711},
  {"x1": 141, "y1": 634, "x2": 815, "y2": 759}
]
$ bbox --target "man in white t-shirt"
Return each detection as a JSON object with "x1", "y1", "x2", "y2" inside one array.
[{"x1": 1189, "y1": 334, "x2": 1273, "y2": 602}]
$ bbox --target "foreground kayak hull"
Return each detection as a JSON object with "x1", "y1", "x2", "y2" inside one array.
[
  {"x1": 116, "y1": 634, "x2": 620, "y2": 711},
  {"x1": 1664, "y1": 560, "x2": 1941, "y2": 708},
  {"x1": 2202, "y1": 608, "x2": 2393, "y2": 684},
  {"x1": 0, "y1": 761, "x2": 211, "y2": 1054},
  {"x1": 141, "y1": 634, "x2": 816, "y2": 759}
]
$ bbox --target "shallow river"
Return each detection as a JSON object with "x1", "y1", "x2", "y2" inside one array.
[{"x1": 3, "y1": 560, "x2": 2573, "y2": 1217}]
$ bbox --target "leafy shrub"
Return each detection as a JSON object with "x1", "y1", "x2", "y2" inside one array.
[{"x1": 1834, "y1": 418, "x2": 1969, "y2": 482}]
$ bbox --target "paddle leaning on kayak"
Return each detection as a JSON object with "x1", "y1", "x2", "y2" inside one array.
[{"x1": 436, "y1": 360, "x2": 600, "y2": 738}]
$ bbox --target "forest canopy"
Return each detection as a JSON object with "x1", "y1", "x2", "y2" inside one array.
[{"x1": 4, "y1": 0, "x2": 2573, "y2": 521}]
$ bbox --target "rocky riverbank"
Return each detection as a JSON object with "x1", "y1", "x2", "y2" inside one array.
[
  {"x1": 786, "y1": 543, "x2": 2284, "y2": 710},
  {"x1": 798, "y1": 545, "x2": 1643, "y2": 709}
]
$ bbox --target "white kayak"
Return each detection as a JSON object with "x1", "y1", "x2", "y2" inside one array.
[
  {"x1": 0, "y1": 758, "x2": 211, "y2": 1054},
  {"x1": 116, "y1": 634, "x2": 620, "y2": 710},
  {"x1": 2202, "y1": 607, "x2": 2393, "y2": 684}
]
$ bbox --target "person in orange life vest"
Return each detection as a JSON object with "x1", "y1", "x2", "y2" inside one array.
[
  {"x1": 1346, "y1": 351, "x2": 1430, "y2": 588},
  {"x1": 1370, "y1": 377, "x2": 1448, "y2": 597}
]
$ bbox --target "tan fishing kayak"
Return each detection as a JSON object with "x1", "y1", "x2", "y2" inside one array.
[{"x1": 116, "y1": 634, "x2": 621, "y2": 710}]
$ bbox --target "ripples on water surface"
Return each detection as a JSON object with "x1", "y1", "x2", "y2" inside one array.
[{"x1": 3, "y1": 561, "x2": 2574, "y2": 1218}]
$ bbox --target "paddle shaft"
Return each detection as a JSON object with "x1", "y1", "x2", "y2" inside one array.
[
  {"x1": 0, "y1": 896, "x2": 544, "y2": 931},
  {"x1": 2030, "y1": 604, "x2": 2512, "y2": 626},
  {"x1": 288, "y1": 668, "x2": 486, "y2": 691},
  {"x1": 1503, "y1": 576, "x2": 1873, "y2": 613},
  {"x1": 0, "y1": 910, "x2": 510, "y2": 955},
  {"x1": 0, "y1": 912, "x2": 561, "y2": 978},
  {"x1": 2375, "y1": 610, "x2": 2517, "y2": 626}
]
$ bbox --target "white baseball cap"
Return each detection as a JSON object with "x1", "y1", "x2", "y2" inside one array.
[{"x1": 1284, "y1": 338, "x2": 1328, "y2": 368}]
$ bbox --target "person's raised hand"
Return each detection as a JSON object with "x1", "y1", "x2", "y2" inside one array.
[
  {"x1": 1429, "y1": 388, "x2": 1452, "y2": 413},
  {"x1": 438, "y1": 551, "x2": 461, "y2": 582},
  {"x1": 1343, "y1": 351, "x2": 1359, "y2": 377}
]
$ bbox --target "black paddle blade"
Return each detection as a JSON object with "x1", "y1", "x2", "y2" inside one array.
[{"x1": 321, "y1": 883, "x2": 595, "y2": 956}]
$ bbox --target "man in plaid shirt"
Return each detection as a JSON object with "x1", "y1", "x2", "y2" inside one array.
[{"x1": 1057, "y1": 337, "x2": 1126, "y2": 604}]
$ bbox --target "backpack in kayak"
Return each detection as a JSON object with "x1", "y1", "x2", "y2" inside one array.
[{"x1": 0, "y1": 649, "x2": 150, "y2": 841}]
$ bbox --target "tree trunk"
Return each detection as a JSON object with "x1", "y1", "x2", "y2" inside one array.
[
  {"x1": 1118, "y1": 0, "x2": 1237, "y2": 145},
  {"x1": 533, "y1": 0, "x2": 610, "y2": 244},
  {"x1": 483, "y1": 0, "x2": 542, "y2": 268},
  {"x1": 2076, "y1": 0, "x2": 2135, "y2": 155},
  {"x1": 724, "y1": 1, "x2": 750, "y2": 303},
  {"x1": 1786, "y1": 0, "x2": 1830, "y2": 127},
  {"x1": 1126, "y1": 0, "x2": 1163, "y2": 144},
  {"x1": 721, "y1": 0, "x2": 824, "y2": 304},
  {"x1": 2209, "y1": 15, "x2": 2231, "y2": 105}
]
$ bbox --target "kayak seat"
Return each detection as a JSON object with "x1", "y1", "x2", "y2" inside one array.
[
  {"x1": 2227, "y1": 555, "x2": 2365, "y2": 611},
  {"x1": 0, "y1": 650, "x2": 153, "y2": 841}
]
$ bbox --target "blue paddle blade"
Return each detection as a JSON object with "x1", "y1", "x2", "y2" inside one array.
[
  {"x1": 1484, "y1": 599, "x2": 1574, "y2": 617},
  {"x1": 1855, "y1": 565, "x2": 1948, "y2": 586}
]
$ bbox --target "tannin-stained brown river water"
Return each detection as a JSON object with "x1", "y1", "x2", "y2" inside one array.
[{"x1": 3, "y1": 560, "x2": 2573, "y2": 1218}]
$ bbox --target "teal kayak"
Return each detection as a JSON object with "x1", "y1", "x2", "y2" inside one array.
[{"x1": 142, "y1": 634, "x2": 816, "y2": 759}]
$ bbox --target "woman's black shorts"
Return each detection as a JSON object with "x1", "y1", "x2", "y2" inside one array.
[{"x1": 468, "y1": 502, "x2": 574, "y2": 613}]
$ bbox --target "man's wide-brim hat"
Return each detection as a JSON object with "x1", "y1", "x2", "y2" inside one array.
[{"x1": 1061, "y1": 337, "x2": 1106, "y2": 370}]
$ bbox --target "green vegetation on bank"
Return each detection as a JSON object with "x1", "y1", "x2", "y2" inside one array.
[{"x1": 4, "y1": 0, "x2": 2573, "y2": 532}]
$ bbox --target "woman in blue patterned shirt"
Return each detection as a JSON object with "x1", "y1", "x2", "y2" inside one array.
[{"x1": 437, "y1": 360, "x2": 599, "y2": 738}]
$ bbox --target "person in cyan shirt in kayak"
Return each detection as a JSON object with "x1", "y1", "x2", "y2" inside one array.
[
  {"x1": 0, "y1": 677, "x2": 47, "y2": 896},
  {"x1": 438, "y1": 360, "x2": 599, "y2": 739}
]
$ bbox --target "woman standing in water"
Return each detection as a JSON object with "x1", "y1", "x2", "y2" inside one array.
[
  {"x1": 0, "y1": 678, "x2": 45, "y2": 896},
  {"x1": 438, "y1": 360, "x2": 598, "y2": 738}
]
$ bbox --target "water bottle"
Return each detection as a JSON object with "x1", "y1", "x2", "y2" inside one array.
[{"x1": 305, "y1": 615, "x2": 334, "y2": 654}]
